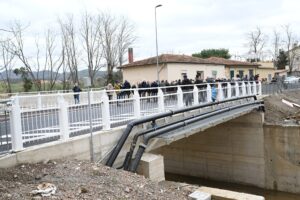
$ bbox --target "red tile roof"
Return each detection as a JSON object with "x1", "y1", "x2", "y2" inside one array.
[{"x1": 120, "y1": 54, "x2": 259, "y2": 68}]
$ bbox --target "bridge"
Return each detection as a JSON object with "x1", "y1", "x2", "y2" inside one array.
[
  {"x1": 0, "y1": 81, "x2": 264, "y2": 154},
  {"x1": 2, "y1": 81, "x2": 300, "y2": 193}
]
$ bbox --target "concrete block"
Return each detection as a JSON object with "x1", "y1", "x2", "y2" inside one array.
[
  {"x1": 136, "y1": 153, "x2": 165, "y2": 182},
  {"x1": 188, "y1": 191, "x2": 211, "y2": 200}
]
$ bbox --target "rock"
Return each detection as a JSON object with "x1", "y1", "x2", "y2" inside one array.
[
  {"x1": 43, "y1": 159, "x2": 50, "y2": 164},
  {"x1": 124, "y1": 187, "x2": 131, "y2": 193},
  {"x1": 13, "y1": 174, "x2": 17, "y2": 179},
  {"x1": 79, "y1": 187, "x2": 89, "y2": 194}
]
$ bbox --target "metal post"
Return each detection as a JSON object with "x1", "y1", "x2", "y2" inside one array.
[
  {"x1": 157, "y1": 88, "x2": 165, "y2": 112},
  {"x1": 101, "y1": 90, "x2": 111, "y2": 130},
  {"x1": 258, "y1": 81, "x2": 262, "y2": 95},
  {"x1": 247, "y1": 81, "x2": 252, "y2": 95},
  {"x1": 193, "y1": 85, "x2": 199, "y2": 105},
  {"x1": 88, "y1": 88, "x2": 94, "y2": 162},
  {"x1": 155, "y1": 4, "x2": 162, "y2": 82},
  {"x1": 253, "y1": 81, "x2": 257, "y2": 95},
  {"x1": 10, "y1": 96, "x2": 23, "y2": 152},
  {"x1": 242, "y1": 82, "x2": 247, "y2": 96},
  {"x1": 235, "y1": 82, "x2": 239, "y2": 97},
  {"x1": 217, "y1": 83, "x2": 224, "y2": 101},
  {"x1": 58, "y1": 96, "x2": 69, "y2": 141},
  {"x1": 206, "y1": 84, "x2": 212, "y2": 102},
  {"x1": 227, "y1": 82, "x2": 231, "y2": 99},
  {"x1": 133, "y1": 90, "x2": 141, "y2": 118},
  {"x1": 177, "y1": 86, "x2": 184, "y2": 108}
]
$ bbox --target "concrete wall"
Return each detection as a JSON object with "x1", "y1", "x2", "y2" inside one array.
[
  {"x1": 153, "y1": 112, "x2": 266, "y2": 188},
  {"x1": 0, "y1": 127, "x2": 129, "y2": 168},
  {"x1": 153, "y1": 112, "x2": 300, "y2": 194},
  {"x1": 264, "y1": 124, "x2": 300, "y2": 193}
]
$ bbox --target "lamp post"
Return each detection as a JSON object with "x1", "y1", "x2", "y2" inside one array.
[{"x1": 155, "y1": 4, "x2": 162, "y2": 83}]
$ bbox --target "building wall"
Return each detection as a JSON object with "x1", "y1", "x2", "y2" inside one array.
[
  {"x1": 291, "y1": 48, "x2": 300, "y2": 71},
  {"x1": 122, "y1": 64, "x2": 168, "y2": 84},
  {"x1": 225, "y1": 66, "x2": 258, "y2": 79},
  {"x1": 257, "y1": 68, "x2": 275, "y2": 81},
  {"x1": 166, "y1": 63, "x2": 225, "y2": 81}
]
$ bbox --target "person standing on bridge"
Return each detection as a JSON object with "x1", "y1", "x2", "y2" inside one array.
[
  {"x1": 211, "y1": 84, "x2": 217, "y2": 102},
  {"x1": 72, "y1": 83, "x2": 82, "y2": 104}
]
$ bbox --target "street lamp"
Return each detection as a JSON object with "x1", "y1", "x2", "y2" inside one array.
[{"x1": 155, "y1": 4, "x2": 162, "y2": 83}]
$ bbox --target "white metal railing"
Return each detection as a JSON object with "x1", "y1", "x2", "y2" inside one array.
[{"x1": 7, "y1": 81, "x2": 262, "y2": 152}]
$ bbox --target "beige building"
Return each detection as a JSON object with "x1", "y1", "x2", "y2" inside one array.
[
  {"x1": 120, "y1": 54, "x2": 225, "y2": 84},
  {"x1": 206, "y1": 57, "x2": 260, "y2": 80},
  {"x1": 256, "y1": 61, "x2": 276, "y2": 82},
  {"x1": 120, "y1": 54, "x2": 261, "y2": 84}
]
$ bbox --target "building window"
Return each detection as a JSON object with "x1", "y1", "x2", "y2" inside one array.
[
  {"x1": 249, "y1": 69, "x2": 254, "y2": 78},
  {"x1": 196, "y1": 71, "x2": 204, "y2": 80},
  {"x1": 212, "y1": 70, "x2": 217, "y2": 79},
  {"x1": 230, "y1": 70, "x2": 234, "y2": 79},
  {"x1": 238, "y1": 70, "x2": 244, "y2": 78}
]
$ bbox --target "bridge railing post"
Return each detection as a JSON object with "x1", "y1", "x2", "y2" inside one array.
[
  {"x1": 133, "y1": 90, "x2": 141, "y2": 118},
  {"x1": 235, "y1": 82, "x2": 239, "y2": 97},
  {"x1": 227, "y1": 82, "x2": 231, "y2": 99},
  {"x1": 177, "y1": 86, "x2": 184, "y2": 108},
  {"x1": 217, "y1": 83, "x2": 224, "y2": 101},
  {"x1": 193, "y1": 85, "x2": 199, "y2": 105},
  {"x1": 253, "y1": 81, "x2": 257, "y2": 95},
  {"x1": 242, "y1": 81, "x2": 247, "y2": 96},
  {"x1": 10, "y1": 96, "x2": 23, "y2": 152},
  {"x1": 158, "y1": 88, "x2": 165, "y2": 112},
  {"x1": 206, "y1": 84, "x2": 212, "y2": 103},
  {"x1": 58, "y1": 96, "x2": 70, "y2": 141},
  {"x1": 258, "y1": 81, "x2": 262, "y2": 95},
  {"x1": 247, "y1": 81, "x2": 252, "y2": 95},
  {"x1": 101, "y1": 90, "x2": 111, "y2": 130}
]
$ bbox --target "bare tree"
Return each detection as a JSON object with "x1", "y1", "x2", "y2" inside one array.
[
  {"x1": 0, "y1": 40, "x2": 15, "y2": 93},
  {"x1": 116, "y1": 17, "x2": 136, "y2": 68},
  {"x1": 43, "y1": 29, "x2": 64, "y2": 90},
  {"x1": 283, "y1": 24, "x2": 298, "y2": 72},
  {"x1": 80, "y1": 12, "x2": 103, "y2": 87},
  {"x1": 99, "y1": 13, "x2": 136, "y2": 84},
  {"x1": 8, "y1": 21, "x2": 42, "y2": 90},
  {"x1": 272, "y1": 29, "x2": 281, "y2": 59},
  {"x1": 58, "y1": 15, "x2": 79, "y2": 84},
  {"x1": 246, "y1": 27, "x2": 268, "y2": 61}
]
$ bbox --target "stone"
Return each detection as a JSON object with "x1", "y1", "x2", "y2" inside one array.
[{"x1": 188, "y1": 191, "x2": 211, "y2": 200}]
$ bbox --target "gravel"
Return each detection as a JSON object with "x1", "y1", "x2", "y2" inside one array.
[
  {"x1": 264, "y1": 90, "x2": 300, "y2": 124},
  {"x1": 0, "y1": 159, "x2": 193, "y2": 200}
]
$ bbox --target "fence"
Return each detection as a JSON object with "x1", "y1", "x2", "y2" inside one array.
[{"x1": 1, "y1": 81, "x2": 262, "y2": 154}]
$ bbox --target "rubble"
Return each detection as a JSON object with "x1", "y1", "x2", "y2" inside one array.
[{"x1": 0, "y1": 159, "x2": 191, "y2": 199}]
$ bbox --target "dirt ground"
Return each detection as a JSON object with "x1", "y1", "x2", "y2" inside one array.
[
  {"x1": 0, "y1": 159, "x2": 195, "y2": 200},
  {"x1": 264, "y1": 90, "x2": 300, "y2": 124}
]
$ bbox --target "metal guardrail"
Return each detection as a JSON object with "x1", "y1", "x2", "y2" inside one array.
[
  {"x1": 0, "y1": 102, "x2": 11, "y2": 154},
  {"x1": 2, "y1": 81, "x2": 260, "y2": 154}
]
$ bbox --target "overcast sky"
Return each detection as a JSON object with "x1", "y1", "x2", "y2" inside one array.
[{"x1": 0, "y1": 0, "x2": 300, "y2": 66}]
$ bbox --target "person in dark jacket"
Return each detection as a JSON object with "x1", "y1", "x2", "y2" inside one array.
[{"x1": 72, "y1": 83, "x2": 82, "y2": 104}]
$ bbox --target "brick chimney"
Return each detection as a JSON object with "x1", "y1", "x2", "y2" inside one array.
[{"x1": 128, "y1": 48, "x2": 133, "y2": 64}]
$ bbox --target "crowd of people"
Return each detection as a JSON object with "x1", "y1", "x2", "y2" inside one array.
[{"x1": 72, "y1": 74, "x2": 260, "y2": 104}]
